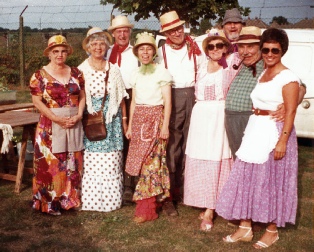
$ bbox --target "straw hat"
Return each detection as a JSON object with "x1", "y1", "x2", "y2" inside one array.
[
  {"x1": 235, "y1": 26, "x2": 262, "y2": 44},
  {"x1": 202, "y1": 28, "x2": 230, "y2": 54},
  {"x1": 159, "y1": 11, "x2": 185, "y2": 33},
  {"x1": 82, "y1": 27, "x2": 113, "y2": 51},
  {"x1": 222, "y1": 8, "x2": 245, "y2": 26},
  {"x1": 43, "y1": 35, "x2": 73, "y2": 56},
  {"x1": 132, "y1": 32, "x2": 157, "y2": 57},
  {"x1": 108, "y1": 15, "x2": 134, "y2": 32}
]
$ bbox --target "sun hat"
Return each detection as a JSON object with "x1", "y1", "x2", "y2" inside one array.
[
  {"x1": 132, "y1": 32, "x2": 157, "y2": 57},
  {"x1": 107, "y1": 15, "x2": 134, "y2": 32},
  {"x1": 159, "y1": 10, "x2": 185, "y2": 33},
  {"x1": 202, "y1": 28, "x2": 230, "y2": 54},
  {"x1": 43, "y1": 35, "x2": 73, "y2": 56},
  {"x1": 82, "y1": 27, "x2": 113, "y2": 51},
  {"x1": 235, "y1": 26, "x2": 262, "y2": 44},
  {"x1": 222, "y1": 8, "x2": 245, "y2": 26}
]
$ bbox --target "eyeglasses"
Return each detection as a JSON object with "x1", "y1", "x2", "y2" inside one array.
[
  {"x1": 207, "y1": 43, "x2": 225, "y2": 51},
  {"x1": 90, "y1": 42, "x2": 107, "y2": 48},
  {"x1": 261, "y1": 48, "x2": 281, "y2": 55},
  {"x1": 52, "y1": 49, "x2": 68, "y2": 55},
  {"x1": 167, "y1": 26, "x2": 184, "y2": 36}
]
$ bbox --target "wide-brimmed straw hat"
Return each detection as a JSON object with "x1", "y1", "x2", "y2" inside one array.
[
  {"x1": 132, "y1": 32, "x2": 157, "y2": 57},
  {"x1": 108, "y1": 15, "x2": 134, "y2": 32},
  {"x1": 222, "y1": 8, "x2": 245, "y2": 26},
  {"x1": 159, "y1": 11, "x2": 185, "y2": 33},
  {"x1": 82, "y1": 27, "x2": 113, "y2": 51},
  {"x1": 235, "y1": 26, "x2": 262, "y2": 44},
  {"x1": 202, "y1": 28, "x2": 230, "y2": 54},
  {"x1": 43, "y1": 35, "x2": 73, "y2": 56}
]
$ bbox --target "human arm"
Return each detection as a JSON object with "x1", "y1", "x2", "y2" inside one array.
[
  {"x1": 120, "y1": 98, "x2": 128, "y2": 135},
  {"x1": 159, "y1": 84, "x2": 171, "y2": 139},
  {"x1": 32, "y1": 95, "x2": 69, "y2": 128},
  {"x1": 125, "y1": 88, "x2": 136, "y2": 139},
  {"x1": 274, "y1": 81, "x2": 299, "y2": 160},
  {"x1": 270, "y1": 83, "x2": 306, "y2": 122},
  {"x1": 66, "y1": 90, "x2": 86, "y2": 128}
]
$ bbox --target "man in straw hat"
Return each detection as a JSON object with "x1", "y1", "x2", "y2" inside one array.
[
  {"x1": 107, "y1": 15, "x2": 139, "y2": 205},
  {"x1": 225, "y1": 26, "x2": 306, "y2": 160},
  {"x1": 222, "y1": 8, "x2": 246, "y2": 52},
  {"x1": 156, "y1": 10, "x2": 205, "y2": 216}
]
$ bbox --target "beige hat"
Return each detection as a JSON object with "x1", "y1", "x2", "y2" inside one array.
[
  {"x1": 108, "y1": 15, "x2": 134, "y2": 32},
  {"x1": 82, "y1": 27, "x2": 113, "y2": 51},
  {"x1": 132, "y1": 32, "x2": 157, "y2": 57},
  {"x1": 159, "y1": 11, "x2": 185, "y2": 33},
  {"x1": 235, "y1": 26, "x2": 262, "y2": 44},
  {"x1": 43, "y1": 35, "x2": 73, "y2": 56},
  {"x1": 222, "y1": 8, "x2": 245, "y2": 26},
  {"x1": 202, "y1": 28, "x2": 230, "y2": 55}
]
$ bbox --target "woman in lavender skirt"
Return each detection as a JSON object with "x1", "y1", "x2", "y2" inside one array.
[{"x1": 216, "y1": 28, "x2": 300, "y2": 249}]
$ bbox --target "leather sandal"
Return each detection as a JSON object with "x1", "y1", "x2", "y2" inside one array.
[
  {"x1": 253, "y1": 229, "x2": 279, "y2": 249},
  {"x1": 198, "y1": 211, "x2": 205, "y2": 220},
  {"x1": 200, "y1": 219, "x2": 213, "y2": 232},
  {"x1": 223, "y1": 225, "x2": 253, "y2": 243}
]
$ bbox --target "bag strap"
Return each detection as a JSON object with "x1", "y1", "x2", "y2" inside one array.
[{"x1": 100, "y1": 63, "x2": 110, "y2": 109}]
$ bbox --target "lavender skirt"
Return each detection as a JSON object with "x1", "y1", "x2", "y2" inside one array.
[{"x1": 216, "y1": 122, "x2": 298, "y2": 227}]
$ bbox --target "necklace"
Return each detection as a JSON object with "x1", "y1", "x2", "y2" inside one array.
[{"x1": 89, "y1": 58, "x2": 106, "y2": 71}]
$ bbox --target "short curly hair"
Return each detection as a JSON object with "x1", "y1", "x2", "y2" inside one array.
[{"x1": 260, "y1": 28, "x2": 289, "y2": 56}]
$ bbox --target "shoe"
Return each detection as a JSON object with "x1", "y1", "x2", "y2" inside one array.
[
  {"x1": 47, "y1": 209, "x2": 61, "y2": 216},
  {"x1": 133, "y1": 216, "x2": 147, "y2": 224},
  {"x1": 122, "y1": 187, "x2": 134, "y2": 205},
  {"x1": 162, "y1": 201, "x2": 178, "y2": 216},
  {"x1": 253, "y1": 229, "x2": 279, "y2": 249},
  {"x1": 223, "y1": 225, "x2": 253, "y2": 243},
  {"x1": 200, "y1": 219, "x2": 213, "y2": 232}
]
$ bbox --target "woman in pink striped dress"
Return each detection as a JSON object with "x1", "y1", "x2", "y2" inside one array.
[{"x1": 184, "y1": 29, "x2": 240, "y2": 231}]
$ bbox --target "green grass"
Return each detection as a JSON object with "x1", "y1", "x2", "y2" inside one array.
[
  {"x1": 0, "y1": 144, "x2": 313, "y2": 252},
  {"x1": 0, "y1": 90, "x2": 313, "y2": 251}
]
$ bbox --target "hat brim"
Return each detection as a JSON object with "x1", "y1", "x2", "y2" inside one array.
[
  {"x1": 222, "y1": 18, "x2": 245, "y2": 26},
  {"x1": 202, "y1": 36, "x2": 230, "y2": 54},
  {"x1": 43, "y1": 44, "x2": 73, "y2": 57},
  {"x1": 82, "y1": 31, "x2": 113, "y2": 51},
  {"x1": 107, "y1": 24, "x2": 134, "y2": 32},
  {"x1": 159, "y1": 20, "x2": 185, "y2": 33},
  {"x1": 235, "y1": 39, "x2": 260, "y2": 44}
]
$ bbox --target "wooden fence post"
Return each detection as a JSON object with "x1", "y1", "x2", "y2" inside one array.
[{"x1": 19, "y1": 5, "x2": 28, "y2": 88}]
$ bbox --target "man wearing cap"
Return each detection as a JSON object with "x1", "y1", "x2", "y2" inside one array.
[
  {"x1": 107, "y1": 15, "x2": 139, "y2": 205},
  {"x1": 156, "y1": 10, "x2": 205, "y2": 216},
  {"x1": 222, "y1": 8, "x2": 246, "y2": 52},
  {"x1": 225, "y1": 26, "x2": 306, "y2": 159}
]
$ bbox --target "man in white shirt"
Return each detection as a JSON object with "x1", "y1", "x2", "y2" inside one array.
[
  {"x1": 156, "y1": 10, "x2": 205, "y2": 216},
  {"x1": 107, "y1": 15, "x2": 139, "y2": 205}
]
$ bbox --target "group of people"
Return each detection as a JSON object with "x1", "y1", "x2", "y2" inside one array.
[{"x1": 29, "y1": 7, "x2": 306, "y2": 249}]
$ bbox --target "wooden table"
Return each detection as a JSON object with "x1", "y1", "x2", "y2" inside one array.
[
  {"x1": 0, "y1": 103, "x2": 34, "y2": 113},
  {"x1": 0, "y1": 110, "x2": 39, "y2": 193}
]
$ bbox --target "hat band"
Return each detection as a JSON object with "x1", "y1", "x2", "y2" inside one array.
[
  {"x1": 238, "y1": 34, "x2": 261, "y2": 41},
  {"x1": 48, "y1": 41, "x2": 67, "y2": 47},
  {"x1": 161, "y1": 19, "x2": 181, "y2": 30}
]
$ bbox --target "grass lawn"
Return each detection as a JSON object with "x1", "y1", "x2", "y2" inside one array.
[{"x1": 0, "y1": 90, "x2": 313, "y2": 251}]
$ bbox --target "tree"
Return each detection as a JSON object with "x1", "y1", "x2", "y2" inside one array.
[
  {"x1": 100, "y1": 0, "x2": 250, "y2": 28},
  {"x1": 271, "y1": 16, "x2": 289, "y2": 25}
]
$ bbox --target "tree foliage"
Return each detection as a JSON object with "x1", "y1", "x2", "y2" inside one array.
[
  {"x1": 271, "y1": 16, "x2": 289, "y2": 25},
  {"x1": 100, "y1": 0, "x2": 250, "y2": 28}
]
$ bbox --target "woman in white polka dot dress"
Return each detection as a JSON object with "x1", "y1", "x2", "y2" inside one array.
[{"x1": 78, "y1": 27, "x2": 128, "y2": 212}]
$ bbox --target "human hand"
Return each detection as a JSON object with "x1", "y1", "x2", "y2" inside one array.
[
  {"x1": 270, "y1": 103, "x2": 285, "y2": 122},
  {"x1": 125, "y1": 128, "x2": 132, "y2": 139},
  {"x1": 274, "y1": 140, "x2": 287, "y2": 160},
  {"x1": 159, "y1": 126, "x2": 169, "y2": 139}
]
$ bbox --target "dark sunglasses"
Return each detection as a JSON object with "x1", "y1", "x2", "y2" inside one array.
[
  {"x1": 261, "y1": 48, "x2": 281, "y2": 55},
  {"x1": 207, "y1": 43, "x2": 225, "y2": 51}
]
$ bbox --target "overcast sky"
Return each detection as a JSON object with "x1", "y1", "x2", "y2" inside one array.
[{"x1": 0, "y1": 0, "x2": 313, "y2": 29}]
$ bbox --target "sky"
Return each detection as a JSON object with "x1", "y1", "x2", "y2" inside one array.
[{"x1": 0, "y1": 0, "x2": 313, "y2": 29}]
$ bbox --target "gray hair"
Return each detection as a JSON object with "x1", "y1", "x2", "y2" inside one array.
[{"x1": 86, "y1": 33, "x2": 110, "y2": 49}]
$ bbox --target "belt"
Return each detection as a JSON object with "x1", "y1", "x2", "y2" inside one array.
[{"x1": 252, "y1": 108, "x2": 270, "y2": 116}]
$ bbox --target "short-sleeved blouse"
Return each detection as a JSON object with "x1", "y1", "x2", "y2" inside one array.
[{"x1": 130, "y1": 64, "x2": 173, "y2": 105}]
